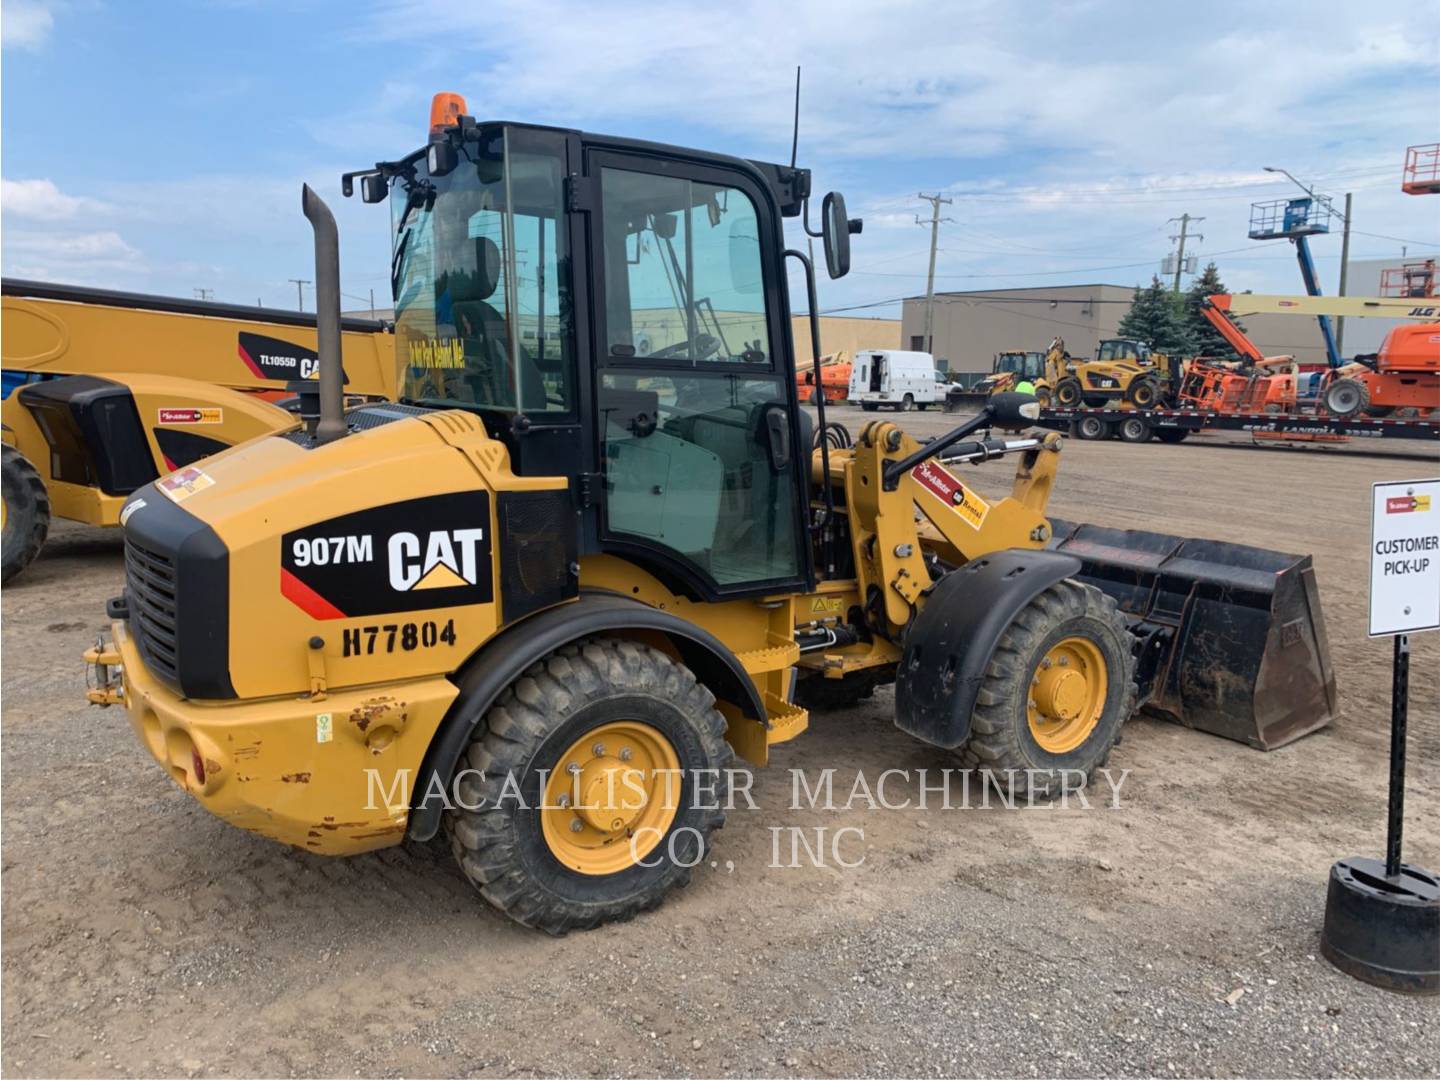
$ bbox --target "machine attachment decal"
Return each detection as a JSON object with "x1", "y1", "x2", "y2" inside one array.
[
  {"x1": 237, "y1": 332, "x2": 347, "y2": 383},
  {"x1": 280, "y1": 492, "x2": 493, "y2": 620},
  {"x1": 157, "y1": 466, "x2": 216, "y2": 504},
  {"x1": 910, "y1": 460, "x2": 990, "y2": 530},
  {"x1": 315, "y1": 713, "x2": 333, "y2": 743},
  {"x1": 157, "y1": 407, "x2": 223, "y2": 425}
]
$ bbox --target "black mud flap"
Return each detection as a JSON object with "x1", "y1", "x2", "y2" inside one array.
[{"x1": 1049, "y1": 518, "x2": 1337, "y2": 750}]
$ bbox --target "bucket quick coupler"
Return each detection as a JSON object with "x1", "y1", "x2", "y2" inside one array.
[{"x1": 84, "y1": 636, "x2": 124, "y2": 707}]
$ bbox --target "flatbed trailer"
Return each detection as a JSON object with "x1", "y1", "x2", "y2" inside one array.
[{"x1": 1038, "y1": 405, "x2": 1440, "y2": 444}]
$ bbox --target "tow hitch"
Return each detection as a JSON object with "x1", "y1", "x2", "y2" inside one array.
[{"x1": 84, "y1": 636, "x2": 124, "y2": 707}]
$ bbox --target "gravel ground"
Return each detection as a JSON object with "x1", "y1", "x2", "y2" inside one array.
[{"x1": 2, "y1": 409, "x2": 1437, "y2": 1077}]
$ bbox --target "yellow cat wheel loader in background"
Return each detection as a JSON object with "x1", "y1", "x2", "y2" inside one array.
[
  {"x1": 85, "y1": 95, "x2": 1337, "y2": 934},
  {"x1": 1, "y1": 280, "x2": 397, "y2": 581}
]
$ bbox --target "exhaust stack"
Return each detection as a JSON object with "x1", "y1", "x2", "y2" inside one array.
[{"x1": 302, "y1": 184, "x2": 346, "y2": 446}]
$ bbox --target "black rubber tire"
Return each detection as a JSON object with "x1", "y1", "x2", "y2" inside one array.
[
  {"x1": 861, "y1": 403, "x2": 879, "y2": 412},
  {"x1": 1035, "y1": 386, "x2": 1052, "y2": 407},
  {"x1": 1055, "y1": 378, "x2": 1083, "y2": 407},
  {"x1": 958, "y1": 580, "x2": 1136, "y2": 799},
  {"x1": 2, "y1": 445, "x2": 50, "y2": 584},
  {"x1": 900, "y1": 394, "x2": 915, "y2": 412},
  {"x1": 917, "y1": 402, "x2": 930, "y2": 411},
  {"x1": 1126, "y1": 378, "x2": 1159, "y2": 408},
  {"x1": 1363, "y1": 405, "x2": 1396, "y2": 418},
  {"x1": 794, "y1": 669, "x2": 881, "y2": 710},
  {"x1": 1324, "y1": 377, "x2": 1369, "y2": 418},
  {"x1": 1117, "y1": 417, "x2": 1152, "y2": 443},
  {"x1": 447, "y1": 638, "x2": 734, "y2": 934},
  {"x1": 1074, "y1": 415, "x2": 1110, "y2": 441},
  {"x1": 1154, "y1": 427, "x2": 1189, "y2": 444}
]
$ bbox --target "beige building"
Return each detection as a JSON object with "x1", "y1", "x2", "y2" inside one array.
[
  {"x1": 791, "y1": 315, "x2": 900, "y2": 364},
  {"x1": 902, "y1": 284, "x2": 1344, "y2": 374},
  {"x1": 345, "y1": 304, "x2": 898, "y2": 365}
]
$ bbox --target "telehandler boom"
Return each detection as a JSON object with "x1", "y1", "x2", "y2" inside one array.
[{"x1": 86, "y1": 94, "x2": 1336, "y2": 934}]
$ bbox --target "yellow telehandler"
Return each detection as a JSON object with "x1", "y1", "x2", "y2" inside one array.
[
  {"x1": 1, "y1": 280, "x2": 398, "y2": 581},
  {"x1": 85, "y1": 94, "x2": 1336, "y2": 933}
]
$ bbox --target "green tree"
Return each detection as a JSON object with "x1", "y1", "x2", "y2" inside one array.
[
  {"x1": 1117, "y1": 276, "x2": 1192, "y2": 354},
  {"x1": 1182, "y1": 262, "x2": 1246, "y2": 357}
]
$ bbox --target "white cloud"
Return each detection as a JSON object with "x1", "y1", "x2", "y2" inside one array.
[
  {"x1": 2, "y1": 0, "x2": 57, "y2": 50},
  {"x1": 4, "y1": 229, "x2": 137, "y2": 258},
  {"x1": 1, "y1": 177, "x2": 110, "y2": 221}
]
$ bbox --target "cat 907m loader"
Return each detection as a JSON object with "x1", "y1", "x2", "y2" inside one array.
[{"x1": 85, "y1": 95, "x2": 1337, "y2": 934}]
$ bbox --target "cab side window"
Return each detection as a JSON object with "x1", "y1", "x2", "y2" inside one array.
[{"x1": 601, "y1": 169, "x2": 770, "y2": 365}]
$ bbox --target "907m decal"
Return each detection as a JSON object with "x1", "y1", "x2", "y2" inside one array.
[{"x1": 280, "y1": 492, "x2": 493, "y2": 619}]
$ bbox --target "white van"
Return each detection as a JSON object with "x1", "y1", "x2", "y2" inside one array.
[{"x1": 848, "y1": 350, "x2": 940, "y2": 411}]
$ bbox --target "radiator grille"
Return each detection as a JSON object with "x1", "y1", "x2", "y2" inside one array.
[{"x1": 125, "y1": 537, "x2": 179, "y2": 682}]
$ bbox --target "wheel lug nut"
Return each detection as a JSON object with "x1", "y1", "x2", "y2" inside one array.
[
  {"x1": 619, "y1": 748, "x2": 633, "y2": 762},
  {"x1": 591, "y1": 743, "x2": 606, "y2": 757},
  {"x1": 557, "y1": 793, "x2": 570, "y2": 808},
  {"x1": 1041, "y1": 658, "x2": 1052, "y2": 669},
  {"x1": 567, "y1": 763, "x2": 581, "y2": 775},
  {"x1": 570, "y1": 819, "x2": 583, "y2": 833},
  {"x1": 1058, "y1": 656, "x2": 1068, "y2": 667}
]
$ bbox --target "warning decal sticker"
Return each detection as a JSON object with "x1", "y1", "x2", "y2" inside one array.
[{"x1": 157, "y1": 466, "x2": 216, "y2": 504}]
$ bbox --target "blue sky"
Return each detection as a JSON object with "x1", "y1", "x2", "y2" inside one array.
[{"x1": 3, "y1": 0, "x2": 1438, "y2": 319}]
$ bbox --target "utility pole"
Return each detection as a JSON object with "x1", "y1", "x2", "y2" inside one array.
[
  {"x1": 193, "y1": 287, "x2": 214, "y2": 301},
  {"x1": 916, "y1": 192, "x2": 953, "y2": 354},
  {"x1": 369, "y1": 288, "x2": 376, "y2": 319},
  {"x1": 1167, "y1": 214, "x2": 1204, "y2": 292},
  {"x1": 1336, "y1": 191, "x2": 1354, "y2": 357},
  {"x1": 288, "y1": 278, "x2": 310, "y2": 312}
]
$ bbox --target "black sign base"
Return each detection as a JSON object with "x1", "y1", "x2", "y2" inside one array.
[{"x1": 1321, "y1": 857, "x2": 1440, "y2": 994}]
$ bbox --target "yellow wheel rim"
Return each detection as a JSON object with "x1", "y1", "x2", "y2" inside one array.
[
  {"x1": 541, "y1": 720, "x2": 682, "y2": 876},
  {"x1": 1027, "y1": 637, "x2": 1108, "y2": 754}
]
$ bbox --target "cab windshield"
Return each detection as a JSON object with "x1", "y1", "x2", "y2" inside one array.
[{"x1": 391, "y1": 126, "x2": 574, "y2": 414}]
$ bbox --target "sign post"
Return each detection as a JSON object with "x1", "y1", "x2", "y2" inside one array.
[{"x1": 1320, "y1": 479, "x2": 1440, "y2": 994}]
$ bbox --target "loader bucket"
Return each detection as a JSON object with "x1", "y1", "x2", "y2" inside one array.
[{"x1": 1048, "y1": 518, "x2": 1338, "y2": 750}]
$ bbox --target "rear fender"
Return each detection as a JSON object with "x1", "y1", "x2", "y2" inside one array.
[
  {"x1": 895, "y1": 549, "x2": 1081, "y2": 748},
  {"x1": 406, "y1": 591, "x2": 766, "y2": 842}
]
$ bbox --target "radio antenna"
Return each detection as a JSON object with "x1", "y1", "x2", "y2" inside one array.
[{"x1": 789, "y1": 66, "x2": 801, "y2": 168}]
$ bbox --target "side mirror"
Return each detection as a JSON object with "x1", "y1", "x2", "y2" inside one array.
[
  {"x1": 427, "y1": 140, "x2": 458, "y2": 178},
  {"x1": 821, "y1": 191, "x2": 851, "y2": 279},
  {"x1": 986, "y1": 391, "x2": 1041, "y2": 430},
  {"x1": 361, "y1": 173, "x2": 388, "y2": 204}
]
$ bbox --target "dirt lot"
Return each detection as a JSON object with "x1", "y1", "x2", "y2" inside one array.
[{"x1": 3, "y1": 411, "x2": 1437, "y2": 1077}]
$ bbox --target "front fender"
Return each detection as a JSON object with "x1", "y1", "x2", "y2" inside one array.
[
  {"x1": 894, "y1": 549, "x2": 1081, "y2": 748},
  {"x1": 406, "y1": 591, "x2": 766, "y2": 842}
]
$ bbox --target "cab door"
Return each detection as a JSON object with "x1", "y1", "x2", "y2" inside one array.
[{"x1": 586, "y1": 150, "x2": 811, "y2": 600}]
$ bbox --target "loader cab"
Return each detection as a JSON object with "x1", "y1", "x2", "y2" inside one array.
[
  {"x1": 1096, "y1": 339, "x2": 1151, "y2": 364},
  {"x1": 362, "y1": 113, "x2": 830, "y2": 602},
  {"x1": 995, "y1": 350, "x2": 1046, "y2": 381}
]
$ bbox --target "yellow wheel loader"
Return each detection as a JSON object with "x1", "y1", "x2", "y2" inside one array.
[
  {"x1": 0, "y1": 280, "x2": 397, "y2": 581},
  {"x1": 85, "y1": 96, "x2": 1336, "y2": 934}
]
